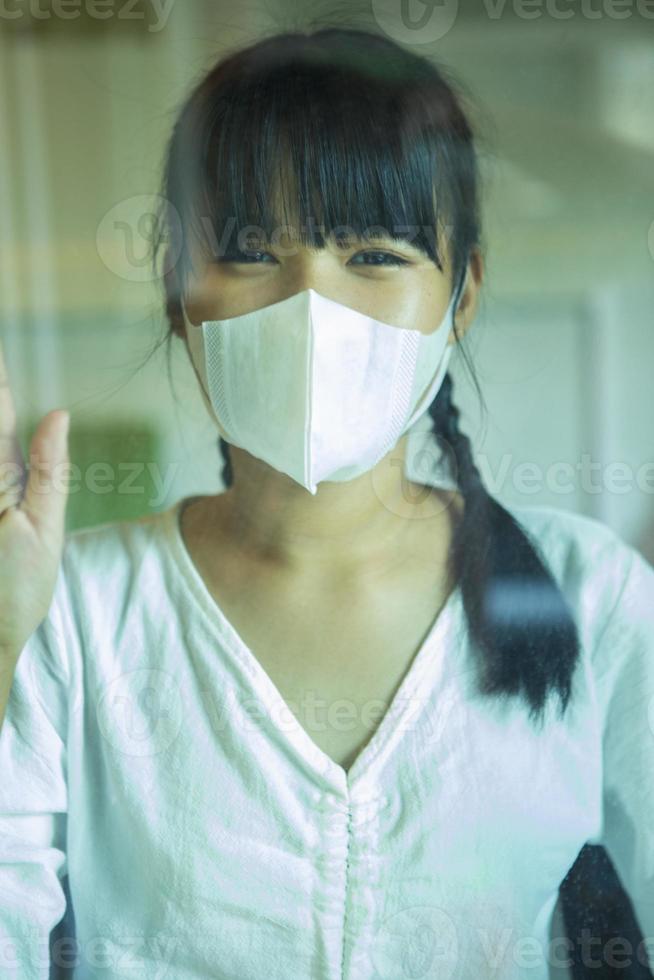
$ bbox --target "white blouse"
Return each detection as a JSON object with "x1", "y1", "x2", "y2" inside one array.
[{"x1": 1, "y1": 439, "x2": 654, "y2": 979}]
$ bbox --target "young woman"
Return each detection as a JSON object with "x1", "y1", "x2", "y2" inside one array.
[{"x1": 1, "y1": 26, "x2": 653, "y2": 980}]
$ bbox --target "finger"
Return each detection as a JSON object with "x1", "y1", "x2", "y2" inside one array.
[
  {"x1": 0, "y1": 338, "x2": 26, "y2": 484},
  {"x1": 20, "y1": 409, "x2": 70, "y2": 541},
  {"x1": 0, "y1": 460, "x2": 26, "y2": 511},
  {"x1": 0, "y1": 489, "x2": 23, "y2": 518}
]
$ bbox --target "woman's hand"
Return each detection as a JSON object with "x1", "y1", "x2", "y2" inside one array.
[{"x1": 0, "y1": 337, "x2": 70, "y2": 669}]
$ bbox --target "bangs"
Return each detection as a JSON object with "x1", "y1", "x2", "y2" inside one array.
[{"x1": 168, "y1": 31, "x2": 461, "y2": 288}]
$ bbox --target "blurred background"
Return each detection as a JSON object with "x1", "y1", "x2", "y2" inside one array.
[{"x1": 1, "y1": 2, "x2": 653, "y2": 978}]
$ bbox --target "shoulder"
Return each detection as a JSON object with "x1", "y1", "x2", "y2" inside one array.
[
  {"x1": 503, "y1": 501, "x2": 630, "y2": 562},
  {"x1": 10, "y1": 505, "x2": 179, "y2": 722},
  {"x1": 502, "y1": 501, "x2": 654, "y2": 658},
  {"x1": 502, "y1": 501, "x2": 638, "y2": 583},
  {"x1": 62, "y1": 508, "x2": 173, "y2": 572},
  {"x1": 57, "y1": 502, "x2": 180, "y2": 631}
]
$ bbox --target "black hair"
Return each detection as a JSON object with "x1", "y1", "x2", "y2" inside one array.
[{"x1": 151, "y1": 26, "x2": 581, "y2": 730}]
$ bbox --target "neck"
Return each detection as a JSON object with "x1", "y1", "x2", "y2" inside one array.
[{"x1": 203, "y1": 432, "x2": 458, "y2": 584}]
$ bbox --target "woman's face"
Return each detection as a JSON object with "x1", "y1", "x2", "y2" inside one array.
[
  {"x1": 174, "y1": 216, "x2": 483, "y2": 438},
  {"x1": 180, "y1": 224, "x2": 466, "y2": 340}
]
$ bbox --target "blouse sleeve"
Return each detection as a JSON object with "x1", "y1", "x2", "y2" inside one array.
[
  {"x1": 0, "y1": 561, "x2": 72, "y2": 980},
  {"x1": 591, "y1": 542, "x2": 654, "y2": 969}
]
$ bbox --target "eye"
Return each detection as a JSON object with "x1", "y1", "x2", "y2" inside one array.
[
  {"x1": 349, "y1": 250, "x2": 410, "y2": 267},
  {"x1": 216, "y1": 246, "x2": 411, "y2": 267},
  {"x1": 219, "y1": 248, "x2": 277, "y2": 264}
]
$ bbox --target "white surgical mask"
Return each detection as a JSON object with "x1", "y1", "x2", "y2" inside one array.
[{"x1": 181, "y1": 288, "x2": 457, "y2": 495}]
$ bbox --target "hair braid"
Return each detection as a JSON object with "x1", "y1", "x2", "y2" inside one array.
[{"x1": 429, "y1": 372, "x2": 580, "y2": 728}]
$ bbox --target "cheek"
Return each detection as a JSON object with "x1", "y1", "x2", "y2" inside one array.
[
  {"x1": 182, "y1": 256, "x2": 229, "y2": 321},
  {"x1": 367, "y1": 271, "x2": 451, "y2": 334},
  {"x1": 394, "y1": 291, "x2": 452, "y2": 334}
]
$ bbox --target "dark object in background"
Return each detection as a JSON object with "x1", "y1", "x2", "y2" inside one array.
[{"x1": 559, "y1": 844, "x2": 653, "y2": 980}]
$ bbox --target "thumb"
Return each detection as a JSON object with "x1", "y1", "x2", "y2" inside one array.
[{"x1": 21, "y1": 409, "x2": 71, "y2": 540}]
